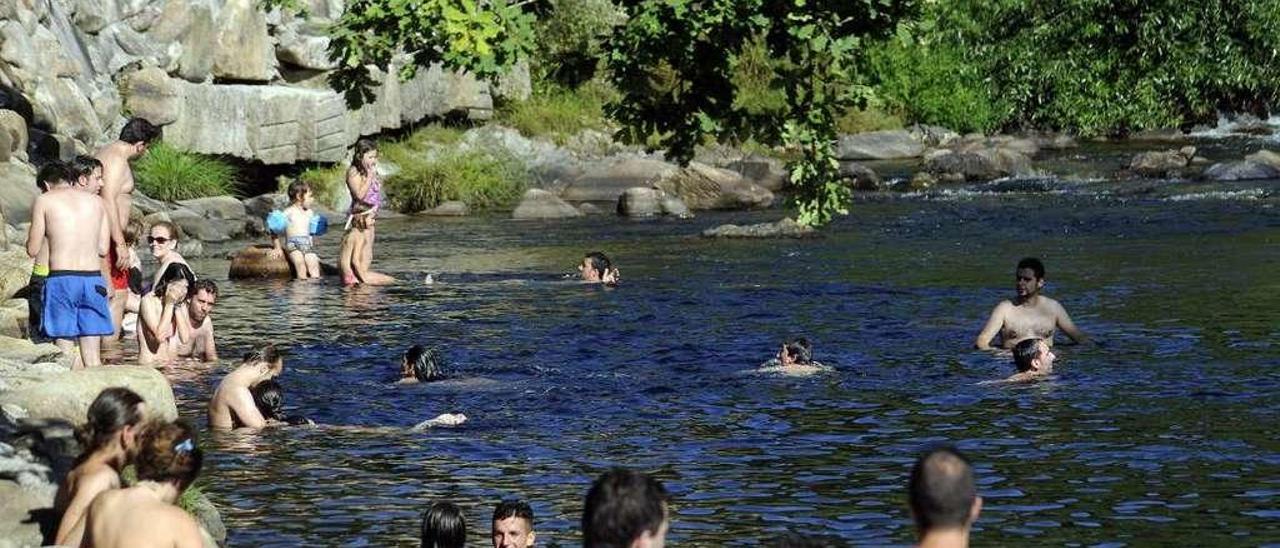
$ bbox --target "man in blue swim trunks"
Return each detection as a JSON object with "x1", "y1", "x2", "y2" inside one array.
[{"x1": 26, "y1": 161, "x2": 113, "y2": 368}]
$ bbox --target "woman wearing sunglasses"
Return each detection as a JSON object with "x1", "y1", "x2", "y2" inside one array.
[{"x1": 146, "y1": 221, "x2": 189, "y2": 291}]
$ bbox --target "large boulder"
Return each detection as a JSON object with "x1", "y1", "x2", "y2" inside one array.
[
  {"x1": 424, "y1": 201, "x2": 469, "y2": 217},
  {"x1": 166, "y1": 208, "x2": 231, "y2": 242},
  {"x1": 0, "y1": 159, "x2": 39, "y2": 225},
  {"x1": 212, "y1": 0, "x2": 276, "y2": 82},
  {"x1": 1244, "y1": 149, "x2": 1280, "y2": 170},
  {"x1": 925, "y1": 148, "x2": 1033, "y2": 183},
  {"x1": 511, "y1": 189, "x2": 582, "y2": 220},
  {"x1": 0, "y1": 366, "x2": 179, "y2": 424},
  {"x1": 242, "y1": 193, "x2": 287, "y2": 221},
  {"x1": 1202, "y1": 160, "x2": 1280, "y2": 181},
  {"x1": 0, "y1": 109, "x2": 27, "y2": 163},
  {"x1": 839, "y1": 161, "x2": 882, "y2": 190},
  {"x1": 177, "y1": 196, "x2": 247, "y2": 222},
  {"x1": 0, "y1": 300, "x2": 26, "y2": 339},
  {"x1": 0, "y1": 248, "x2": 33, "y2": 302},
  {"x1": 0, "y1": 337, "x2": 60, "y2": 365},
  {"x1": 835, "y1": 130, "x2": 925, "y2": 160},
  {"x1": 1128, "y1": 147, "x2": 1196, "y2": 178},
  {"x1": 617, "y1": 187, "x2": 662, "y2": 217},
  {"x1": 654, "y1": 162, "x2": 774, "y2": 210},
  {"x1": 275, "y1": 22, "x2": 335, "y2": 71},
  {"x1": 176, "y1": 4, "x2": 216, "y2": 82},
  {"x1": 123, "y1": 67, "x2": 181, "y2": 126},
  {"x1": 561, "y1": 158, "x2": 678, "y2": 202},
  {"x1": 228, "y1": 244, "x2": 292, "y2": 279},
  {"x1": 725, "y1": 154, "x2": 787, "y2": 191}
]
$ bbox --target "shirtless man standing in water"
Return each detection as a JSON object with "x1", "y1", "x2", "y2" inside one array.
[
  {"x1": 208, "y1": 345, "x2": 284, "y2": 430},
  {"x1": 975, "y1": 257, "x2": 1088, "y2": 350},
  {"x1": 97, "y1": 118, "x2": 162, "y2": 360}
]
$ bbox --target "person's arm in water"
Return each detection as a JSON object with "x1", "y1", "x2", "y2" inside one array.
[
  {"x1": 203, "y1": 326, "x2": 219, "y2": 362},
  {"x1": 228, "y1": 386, "x2": 268, "y2": 430},
  {"x1": 1053, "y1": 301, "x2": 1089, "y2": 345},
  {"x1": 24, "y1": 195, "x2": 46, "y2": 259},
  {"x1": 974, "y1": 302, "x2": 1008, "y2": 350},
  {"x1": 99, "y1": 162, "x2": 130, "y2": 269}
]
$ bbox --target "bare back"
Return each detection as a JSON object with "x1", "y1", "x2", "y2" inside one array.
[
  {"x1": 82, "y1": 487, "x2": 203, "y2": 548},
  {"x1": 31, "y1": 188, "x2": 107, "y2": 271},
  {"x1": 208, "y1": 366, "x2": 266, "y2": 430},
  {"x1": 54, "y1": 463, "x2": 119, "y2": 546}
]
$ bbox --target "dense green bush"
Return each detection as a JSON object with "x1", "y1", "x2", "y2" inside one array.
[
  {"x1": 863, "y1": 37, "x2": 1003, "y2": 134},
  {"x1": 381, "y1": 146, "x2": 527, "y2": 213},
  {"x1": 134, "y1": 143, "x2": 238, "y2": 201},
  {"x1": 295, "y1": 164, "x2": 348, "y2": 211},
  {"x1": 531, "y1": 0, "x2": 626, "y2": 87},
  {"x1": 497, "y1": 80, "x2": 615, "y2": 143}
]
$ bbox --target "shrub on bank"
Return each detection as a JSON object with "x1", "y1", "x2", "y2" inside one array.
[
  {"x1": 381, "y1": 146, "x2": 527, "y2": 213},
  {"x1": 496, "y1": 80, "x2": 615, "y2": 144},
  {"x1": 134, "y1": 143, "x2": 238, "y2": 201}
]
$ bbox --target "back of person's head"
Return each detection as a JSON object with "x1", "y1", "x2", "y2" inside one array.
[
  {"x1": 134, "y1": 420, "x2": 203, "y2": 490},
  {"x1": 192, "y1": 279, "x2": 219, "y2": 298},
  {"x1": 908, "y1": 446, "x2": 979, "y2": 534},
  {"x1": 37, "y1": 161, "x2": 74, "y2": 191},
  {"x1": 421, "y1": 501, "x2": 466, "y2": 548},
  {"x1": 123, "y1": 217, "x2": 145, "y2": 247},
  {"x1": 769, "y1": 533, "x2": 849, "y2": 547},
  {"x1": 150, "y1": 220, "x2": 181, "y2": 242},
  {"x1": 492, "y1": 498, "x2": 534, "y2": 527},
  {"x1": 243, "y1": 344, "x2": 284, "y2": 372},
  {"x1": 582, "y1": 468, "x2": 669, "y2": 548},
  {"x1": 70, "y1": 155, "x2": 103, "y2": 179},
  {"x1": 119, "y1": 117, "x2": 162, "y2": 145},
  {"x1": 783, "y1": 337, "x2": 813, "y2": 365},
  {"x1": 288, "y1": 180, "x2": 310, "y2": 204},
  {"x1": 76, "y1": 387, "x2": 146, "y2": 461},
  {"x1": 1011, "y1": 338, "x2": 1043, "y2": 373},
  {"x1": 584, "y1": 252, "x2": 612, "y2": 278},
  {"x1": 405, "y1": 345, "x2": 447, "y2": 382},
  {"x1": 153, "y1": 262, "x2": 196, "y2": 298},
  {"x1": 250, "y1": 379, "x2": 286, "y2": 420},
  {"x1": 1016, "y1": 257, "x2": 1045, "y2": 279}
]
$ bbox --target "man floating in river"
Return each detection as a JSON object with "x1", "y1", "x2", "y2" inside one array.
[{"x1": 974, "y1": 257, "x2": 1088, "y2": 350}]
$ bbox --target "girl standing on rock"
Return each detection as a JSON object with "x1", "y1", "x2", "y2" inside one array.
[
  {"x1": 54, "y1": 387, "x2": 147, "y2": 547},
  {"x1": 346, "y1": 139, "x2": 383, "y2": 276}
]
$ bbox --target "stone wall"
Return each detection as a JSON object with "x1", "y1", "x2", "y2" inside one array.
[{"x1": 0, "y1": 0, "x2": 527, "y2": 167}]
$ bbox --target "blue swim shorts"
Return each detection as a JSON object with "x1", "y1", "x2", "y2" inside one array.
[
  {"x1": 286, "y1": 235, "x2": 314, "y2": 255},
  {"x1": 42, "y1": 271, "x2": 114, "y2": 339}
]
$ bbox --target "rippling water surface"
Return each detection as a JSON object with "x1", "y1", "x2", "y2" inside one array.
[{"x1": 173, "y1": 174, "x2": 1280, "y2": 546}]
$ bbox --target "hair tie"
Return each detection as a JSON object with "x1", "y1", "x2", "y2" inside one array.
[{"x1": 174, "y1": 438, "x2": 194, "y2": 454}]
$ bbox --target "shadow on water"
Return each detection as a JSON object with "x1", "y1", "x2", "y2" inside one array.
[{"x1": 175, "y1": 174, "x2": 1280, "y2": 546}]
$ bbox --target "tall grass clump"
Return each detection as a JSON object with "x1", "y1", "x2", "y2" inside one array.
[
  {"x1": 496, "y1": 80, "x2": 616, "y2": 144},
  {"x1": 294, "y1": 164, "x2": 348, "y2": 210},
  {"x1": 134, "y1": 143, "x2": 238, "y2": 201},
  {"x1": 381, "y1": 144, "x2": 528, "y2": 213}
]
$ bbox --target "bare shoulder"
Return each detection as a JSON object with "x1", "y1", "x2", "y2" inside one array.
[
  {"x1": 1039, "y1": 295, "x2": 1069, "y2": 312},
  {"x1": 79, "y1": 466, "x2": 120, "y2": 491}
]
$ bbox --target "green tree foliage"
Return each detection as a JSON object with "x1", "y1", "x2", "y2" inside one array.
[
  {"x1": 531, "y1": 0, "x2": 627, "y2": 87},
  {"x1": 896, "y1": 0, "x2": 1280, "y2": 135},
  {"x1": 607, "y1": 0, "x2": 915, "y2": 226},
  {"x1": 323, "y1": 0, "x2": 536, "y2": 108}
]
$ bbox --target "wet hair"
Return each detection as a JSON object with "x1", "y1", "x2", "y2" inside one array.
[
  {"x1": 404, "y1": 345, "x2": 447, "y2": 382},
  {"x1": 351, "y1": 139, "x2": 377, "y2": 176},
  {"x1": 153, "y1": 262, "x2": 196, "y2": 299},
  {"x1": 583, "y1": 252, "x2": 612, "y2": 279},
  {"x1": 36, "y1": 161, "x2": 74, "y2": 191},
  {"x1": 1016, "y1": 257, "x2": 1045, "y2": 280},
  {"x1": 133, "y1": 420, "x2": 203, "y2": 490},
  {"x1": 287, "y1": 180, "x2": 310, "y2": 204},
  {"x1": 123, "y1": 217, "x2": 145, "y2": 247},
  {"x1": 769, "y1": 533, "x2": 850, "y2": 547},
  {"x1": 583, "y1": 468, "x2": 669, "y2": 548},
  {"x1": 1012, "y1": 338, "x2": 1044, "y2": 373},
  {"x1": 492, "y1": 499, "x2": 534, "y2": 527},
  {"x1": 249, "y1": 379, "x2": 309, "y2": 425},
  {"x1": 908, "y1": 446, "x2": 977, "y2": 532},
  {"x1": 74, "y1": 387, "x2": 145, "y2": 464},
  {"x1": 242, "y1": 344, "x2": 283, "y2": 368},
  {"x1": 70, "y1": 155, "x2": 103, "y2": 179},
  {"x1": 192, "y1": 279, "x2": 219, "y2": 299},
  {"x1": 119, "y1": 117, "x2": 162, "y2": 145},
  {"x1": 149, "y1": 220, "x2": 180, "y2": 241},
  {"x1": 783, "y1": 337, "x2": 813, "y2": 365},
  {"x1": 420, "y1": 501, "x2": 467, "y2": 548}
]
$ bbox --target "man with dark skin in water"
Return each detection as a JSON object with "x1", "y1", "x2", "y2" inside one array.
[{"x1": 974, "y1": 257, "x2": 1088, "y2": 350}]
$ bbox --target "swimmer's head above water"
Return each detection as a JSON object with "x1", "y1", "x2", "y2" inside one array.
[
  {"x1": 402, "y1": 345, "x2": 447, "y2": 383},
  {"x1": 1014, "y1": 257, "x2": 1046, "y2": 300},
  {"x1": 579, "y1": 252, "x2": 620, "y2": 286},
  {"x1": 1012, "y1": 338, "x2": 1055, "y2": 374},
  {"x1": 779, "y1": 337, "x2": 813, "y2": 367}
]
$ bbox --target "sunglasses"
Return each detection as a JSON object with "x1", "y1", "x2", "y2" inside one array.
[{"x1": 147, "y1": 236, "x2": 172, "y2": 245}]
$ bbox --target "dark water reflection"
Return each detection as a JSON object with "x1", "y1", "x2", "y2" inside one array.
[{"x1": 174, "y1": 178, "x2": 1280, "y2": 546}]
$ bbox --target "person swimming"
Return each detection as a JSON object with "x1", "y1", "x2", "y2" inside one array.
[
  {"x1": 250, "y1": 379, "x2": 313, "y2": 426},
  {"x1": 399, "y1": 344, "x2": 448, "y2": 384},
  {"x1": 759, "y1": 337, "x2": 829, "y2": 374},
  {"x1": 577, "y1": 251, "x2": 620, "y2": 286}
]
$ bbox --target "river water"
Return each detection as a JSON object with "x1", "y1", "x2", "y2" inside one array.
[{"x1": 175, "y1": 141, "x2": 1279, "y2": 546}]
